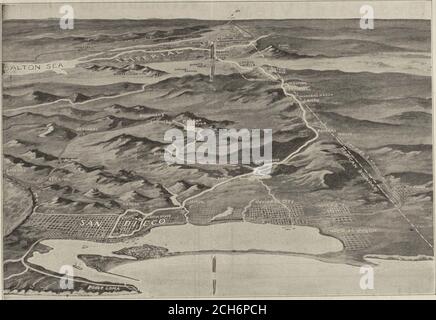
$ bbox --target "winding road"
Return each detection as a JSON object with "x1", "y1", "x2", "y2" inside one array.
[{"x1": 4, "y1": 26, "x2": 433, "y2": 292}]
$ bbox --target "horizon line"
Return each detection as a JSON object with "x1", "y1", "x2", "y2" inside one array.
[{"x1": 4, "y1": 17, "x2": 431, "y2": 21}]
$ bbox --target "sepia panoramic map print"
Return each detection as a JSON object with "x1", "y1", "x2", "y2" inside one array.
[{"x1": 2, "y1": 1, "x2": 434, "y2": 298}]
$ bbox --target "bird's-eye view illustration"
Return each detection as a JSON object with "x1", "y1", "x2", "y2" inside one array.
[{"x1": 2, "y1": 1, "x2": 434, "y2": 298}]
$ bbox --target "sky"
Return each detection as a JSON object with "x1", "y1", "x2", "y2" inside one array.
[{"x1": 3, "y1": 1, "x2": 432, "y2": 20}]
